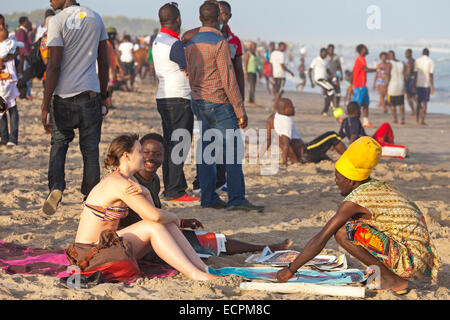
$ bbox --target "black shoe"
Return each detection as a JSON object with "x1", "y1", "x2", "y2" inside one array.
[
  {"x1": 205, "y1": 199, "x2": 227, "y2": 210},
  {"x1": 227, "y1": 202, "x2": 265, "y2": 212},
  {"x1": 42, "y1": 189, "x2": 62, "y2": 215}
]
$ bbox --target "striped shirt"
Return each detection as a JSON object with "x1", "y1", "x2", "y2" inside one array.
[{"x1": 185, "y1": 27, "x2": 245, "y2": 119}]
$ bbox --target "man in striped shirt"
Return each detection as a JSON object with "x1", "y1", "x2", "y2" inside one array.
[{"x1": 185, "y1": 1, "x2": 263, "y2": 212}]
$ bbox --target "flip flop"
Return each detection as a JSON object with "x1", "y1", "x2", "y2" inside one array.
[{"x1": 370, "y1": 282, "x2": 413, "y2": 296}]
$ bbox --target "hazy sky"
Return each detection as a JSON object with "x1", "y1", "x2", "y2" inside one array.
[{"x1": 2, "y1": 0, "x2": 450, "y2": 44}]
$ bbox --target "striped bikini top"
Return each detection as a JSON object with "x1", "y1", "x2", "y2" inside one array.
[{"x1": 84, "y1": 202, "x2": 129, "y2": 222}]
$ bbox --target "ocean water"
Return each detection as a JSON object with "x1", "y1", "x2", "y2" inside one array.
[{"x1": 282, "y1": 45, "x2": 450, "y2": 115}]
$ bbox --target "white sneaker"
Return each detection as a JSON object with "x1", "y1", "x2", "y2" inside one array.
[
  {"x1": 192, "y1": 188, "x2": 201, "y2": 195},
  {"x1": 6, "y1": 142, "x2": 16, "y2": 147}
]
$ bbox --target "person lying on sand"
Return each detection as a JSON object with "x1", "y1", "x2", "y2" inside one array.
[
  {"x1": 276, "y1": 137, "x2": 440, "y2": 294},
  {"x1": 70, "y1": 134, "x2": 216, "y2": 281},
  {"x1": 118, "y1": 133, "x2": 293, "y2": 257},
  {"x1": 264, "y1": 97, "x2": 347, "y2": 167}
]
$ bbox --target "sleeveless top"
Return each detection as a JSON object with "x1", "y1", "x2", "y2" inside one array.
[
  {"x1": 387, "y1": 60, "x2": 405, "y2": 96},
  {"x1": 247, "y1": 52, "x2": 258, "y2": 74},
  {"x1": 344, "y1": 179, "x2": 440, "y2": 280}
]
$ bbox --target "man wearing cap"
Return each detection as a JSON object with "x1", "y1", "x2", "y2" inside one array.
[{"x1": 276, "y1": 137, "x2": 440, "y2": 294}]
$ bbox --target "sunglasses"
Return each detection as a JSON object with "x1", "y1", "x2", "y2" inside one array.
[{"x1": 167, "y1": 2, "x2": 178, "y2": 7}]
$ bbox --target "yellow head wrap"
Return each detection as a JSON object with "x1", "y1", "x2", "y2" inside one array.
[{"x1": 335, "y1": 136, "x2": 382, "y2": 181}]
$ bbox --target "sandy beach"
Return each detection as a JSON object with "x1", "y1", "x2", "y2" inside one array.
[{"x1": 0, "y1": 79, "x2": 449, "y2": 300}]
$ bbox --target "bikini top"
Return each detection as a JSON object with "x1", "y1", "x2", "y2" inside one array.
[{"x1": 84, "y1": 202, "x2": 129, "y2": 222}]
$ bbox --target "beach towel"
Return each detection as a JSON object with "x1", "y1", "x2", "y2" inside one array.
[
  {"x1": 207, "y1": 267, "x2": 366, "y2": 285},
  {"x1": 245, "y1": 248, "x2": 348, "y2": 271},
  {"x1": 0, "y1": 240, "x2": 178, "y2": 282}
]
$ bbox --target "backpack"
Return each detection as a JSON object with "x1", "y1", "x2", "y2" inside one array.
[{"x1": 26, "y1": 37, "x2": 46, "y2": 80}]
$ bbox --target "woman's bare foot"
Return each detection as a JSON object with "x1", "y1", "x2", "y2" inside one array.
[
  {"x1": 269, "y1": 239, "x2": 294, "y2": 252},
  {"x1": 375, "y1": 275, "x2": 408, "y2": 292},
  {"x1": 190, "y1": 271, "x2": 218, "y2": 281}
]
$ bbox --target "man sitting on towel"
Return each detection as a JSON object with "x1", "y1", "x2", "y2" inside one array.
[
  {"x1": 264, "y1": 97, "x2": 347, "y2": 167},
  {"x1": 118, "y1": 133, "x2": 293, "y2": 258},
  {"x1": 276, "y1": 137, "x2": 440, "y2": 294}
]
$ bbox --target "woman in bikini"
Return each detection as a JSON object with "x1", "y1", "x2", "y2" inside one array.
[
  {"x1": 73, "y1": 134, "x2": 216, "y2": 281},
  {"x1": 373, "y1": 52, "x2": 389, "y2": 113}
]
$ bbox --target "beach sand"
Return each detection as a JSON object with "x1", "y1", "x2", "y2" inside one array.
[{"x1": 0, "y1": 79, "x2": 449, "y2": 300}]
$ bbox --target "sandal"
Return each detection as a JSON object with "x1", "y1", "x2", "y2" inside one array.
[{"x1": 370, "y1": 282, "x2": 413, "y2": 296}]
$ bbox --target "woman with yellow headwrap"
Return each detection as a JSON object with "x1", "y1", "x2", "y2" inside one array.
[{"x1": 276, "y1": 137, "x2": 440, "y2": 294}]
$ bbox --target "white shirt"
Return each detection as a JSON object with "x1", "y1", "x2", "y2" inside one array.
[
  {"x1": 310, "y1": 56, "x2": 328, "y2": 82},
  {"x1": 152, "y1": 32, "x2": 191, "y2": 100},
  {"x1": 414, "y1": 55, "x2": 434, "y2": 88},
  {"x1": 35, "y1": 25, "x2": 47, "y2": 41},
  {"x1": 0, "y1": 59, "x2": 20, "y2": 108},
  {"x1": 387, "y1": 60, "x2": 405, "y2": 96},
  {"x1": 270, "y1": 50, "x2": 286, "y2": 78},
  {"x1": 118, "y1": 42, "x2": 134, "y2": 63},
  {"x1": 274, "y1": 113, "x2": 301, "y2": 140}
]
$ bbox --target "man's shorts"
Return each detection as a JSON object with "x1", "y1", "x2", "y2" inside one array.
[
  {"x1": 417, "y1": 87, "x2": 431, "y2": 103},
  {"x1": 352, "y1": 86, "x2": 370, "y2": 107},
  {"x1": 387, "y1": 95, "x2": 405, "y2": 106},
  {"x1": 274, "y1": 78, "x2": 286, "y2": 94},
  {"x1": 406, "y1": 77, "x2": 416, "y2": 96}
]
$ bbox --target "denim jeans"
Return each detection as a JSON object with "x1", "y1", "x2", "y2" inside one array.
[
  {"x1": 48, "y1": 93, "x2": 103, "y2": 196},
  {"x1": 157, "y1": 98, "x2": 193, "y2": 200},
  {"x1": 0, "y1": 106, "x2": 19, "y2": 145},
  {"x1": 190, "y1": 100, "x2": 248, "y2": 208}
]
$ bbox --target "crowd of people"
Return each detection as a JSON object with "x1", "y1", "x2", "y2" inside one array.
[{"x1": 0, "y1": 0, "x2": 439, "y2": 292}]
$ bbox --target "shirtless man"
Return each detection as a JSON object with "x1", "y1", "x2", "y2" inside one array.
[
  {"x1": 404, "y1": 49, "x2": 417, "y2": 116},
  {"x1": 264, "y1": 98, "x2": 346, "y2": 167}
]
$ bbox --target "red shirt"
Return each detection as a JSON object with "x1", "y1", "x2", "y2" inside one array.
[
  {"x1": 352, "y1": 55, "x2": 367, "y2": 88},
  {"x1": 224, "y1": 25, "x2": 242, "y2": 60}
]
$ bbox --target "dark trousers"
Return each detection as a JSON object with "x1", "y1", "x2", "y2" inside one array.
[
  {"x1": 48, "y1": 92, "x2": 103, "y2": 196},
  {"x1": 121, "y1": 62, "x2": 135, "y2": 86},
  {"x1": 157, "y1": 98, "x2": 193, "y2": 200},
  {"x1": 304, "y1": 131, "x2": 341, "y2": 163},
  {"x1": 0, "y1": 106, "x2": 19, "y2": 145},
  {"x1": 247, "y1": 72, "x2": 257, "y2": 103},
  {"x1": 193, "y1": 164, "x2": 226, "y2": 190}
]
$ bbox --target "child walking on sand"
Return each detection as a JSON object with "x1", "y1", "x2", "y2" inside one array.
[{"x1": 0, "y1": 28, "x2": 20, "y2": 147}]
